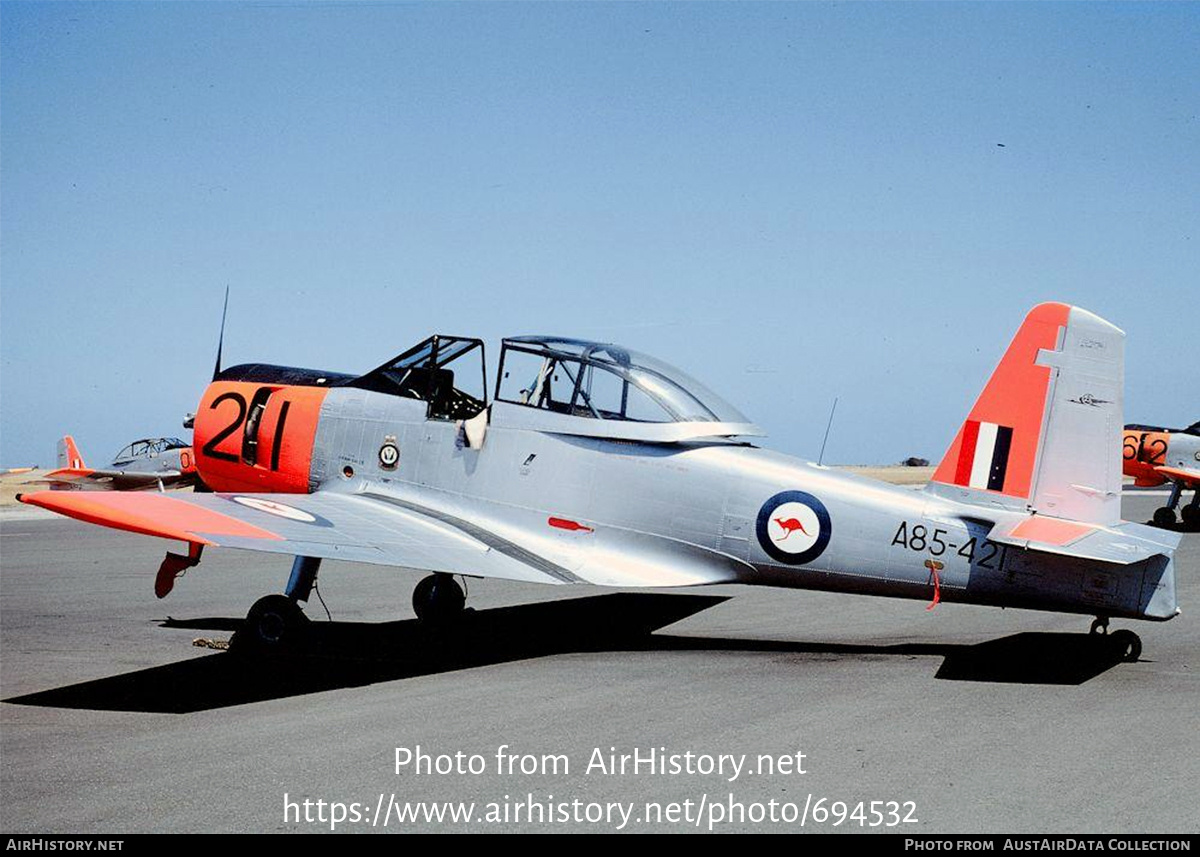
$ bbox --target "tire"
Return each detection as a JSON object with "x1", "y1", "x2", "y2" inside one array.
[
  {"x1": 1181, "y1": 504, "x2": 1200, "y2": 528},
  {"x1": 1109, "y1": 629, "x2": 1142, "y2": 663},
  {"x1": 412, "y1": 574, "x2": 466, "y2": 623},
  {"x1": 241, "y1": 594, "x2": 308, "y2": 651},
  {"x1": 1152, "y1": 506, "x2": 1177, "y2": 527}
]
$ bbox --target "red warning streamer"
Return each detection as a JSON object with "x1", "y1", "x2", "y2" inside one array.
[{"x1": 924, "y1": 559, "x2": 944, "y2": 611}]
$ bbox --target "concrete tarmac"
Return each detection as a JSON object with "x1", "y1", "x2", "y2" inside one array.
[{"x1": 1, "y1": 494, "x2": 1196, "y2": 834}]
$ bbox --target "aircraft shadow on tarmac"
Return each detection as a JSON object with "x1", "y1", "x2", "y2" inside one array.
[{"x1": 3, "y1": 594, "x2": 1132, "y2": 713}]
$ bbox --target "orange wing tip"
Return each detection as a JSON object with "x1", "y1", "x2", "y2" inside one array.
[
  {"x1": 18, "y1": 491, "x2": 282, "y2": 545},
  {"x1": 1009, "y1": 516, "x2": 1095, "y2": 546},
  {"x1": 1154, "y1": 466, "x2": 1200, "y2": 487}
]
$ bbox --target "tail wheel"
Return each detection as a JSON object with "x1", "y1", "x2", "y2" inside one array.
[{"x1": 1109, "y1": 629, "x2": 1142, "y2": 663}]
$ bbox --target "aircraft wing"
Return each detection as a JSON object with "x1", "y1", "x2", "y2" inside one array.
[
  {"x1": 1154, "y1": 465, "x2": 1200, "y2": 488},
  {"x1": 17, "y1": 487, "x2": 752, "y2": 588},
  {"x1": 30, "y1": 468, "x2": 185, "y2": 491}
]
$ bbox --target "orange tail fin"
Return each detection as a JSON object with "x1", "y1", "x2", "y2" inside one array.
[
  {"x1": 928, "y1": 303, "x2": 1124, "y2": 525},
  {"x1": 57, "y1": 436, "x2": 86, "y2": 470}
]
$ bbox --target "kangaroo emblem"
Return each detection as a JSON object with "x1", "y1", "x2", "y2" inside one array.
[{"x1": 773, "y1": 516, "x2": 811, "y2": 541}]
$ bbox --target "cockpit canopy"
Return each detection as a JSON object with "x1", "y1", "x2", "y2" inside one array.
[
  {"x1": 496, "y1": 337, "x2": 751, "y2": 425},
  {"x1": 343, "y1": 333, "x2": 763, "y2": 441},
  {"x1": 349, "y1": 335, "x2": 488, "y2": 421}
]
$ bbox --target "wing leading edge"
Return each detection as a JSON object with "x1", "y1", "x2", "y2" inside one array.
[{"x1": 18, "y1": 487, "x2": 752, "y2": 589}]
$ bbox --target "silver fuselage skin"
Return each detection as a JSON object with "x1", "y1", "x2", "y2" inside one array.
[
  {"x1": 1164, "y1": 433, "x2": 1200, "y2": 474},
  {"x1": 307, "y1": 389, "x2": 1176, "y2": 622}
]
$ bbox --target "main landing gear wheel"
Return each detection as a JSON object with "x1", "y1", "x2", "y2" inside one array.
[
  {"x1": 1182, "y1": 504, "x2": 1200, "y2": 528},
  {"x1": 1152, "y1": 506, "x2": 1178, "y2": 527},
  {"x1": 243, "y1": 594, "x2": 309, "y2": 650},
  {"x1": 1108, "y1": 629, "x2": 1142, "y2": 663},
  {"x1": 413, "y1": 573, "x2": 466, "y2": 623}
]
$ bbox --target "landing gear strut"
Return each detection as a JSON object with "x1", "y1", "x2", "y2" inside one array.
[
  {"x1": 412, "y1": 573, "x2": 466, "y2": 623},
  {"x1": 240, "y1": 556, "x2": 321, "y2": 651},
  {"x1": 1090, "y1": 616, "x2": 1140, "y2": 662}
]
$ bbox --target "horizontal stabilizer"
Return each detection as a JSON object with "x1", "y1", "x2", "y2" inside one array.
[{"x1": 985, "y1": 516, "x2": 1181, "y2": 565}]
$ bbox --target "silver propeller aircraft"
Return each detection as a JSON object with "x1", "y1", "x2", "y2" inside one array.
[
  {"x1": 19, "y1": 303, "x2": 1181, "y2": 660},
  {"x1": 32, "y1": 435, "x2": 197, "y2": 491}
]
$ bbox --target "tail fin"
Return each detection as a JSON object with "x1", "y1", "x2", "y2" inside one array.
[
  {"x1": 928, "y1": 303, "x2": 1124, "y2": 524},
  {"x1": 57, "y1": 436, "x2": 86, "y2": 470}
]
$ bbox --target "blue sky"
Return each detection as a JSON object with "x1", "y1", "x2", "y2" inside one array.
[{"x1": 2, "y1": 2, "x2": 1197, "y2": 467}]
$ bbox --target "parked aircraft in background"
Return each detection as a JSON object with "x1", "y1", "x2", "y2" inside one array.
[
  {"x1": 32, "y1": 435, "x2": 197, "y2": 491},
  {"x1": 19, "y1": 303, "x2": 1182, "y2": 662},
  {"x1": 1123, "y1": 422, "x2": 1200, "y2": 527}
]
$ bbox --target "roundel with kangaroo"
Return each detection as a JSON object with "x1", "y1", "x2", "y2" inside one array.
[{"x1": 755, "y1": 490, "x2": 832, "y2": 565}]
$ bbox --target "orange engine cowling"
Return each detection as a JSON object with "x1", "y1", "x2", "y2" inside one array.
[
  {"x1": 193, "y1": 380, "x2": 328, "y2": 493},
  {"x1": 1122, "y1": 429, "x2": 1170, "y2": 487}
]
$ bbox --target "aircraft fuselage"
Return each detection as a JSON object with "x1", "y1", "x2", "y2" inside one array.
[{"x1": 192, "y1": 381, "x2": 1176, "y2": 622}]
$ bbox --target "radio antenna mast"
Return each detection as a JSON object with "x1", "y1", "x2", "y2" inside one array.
[{"x1": 817, "y1": 396, "x2": 839, "y2": 466}]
